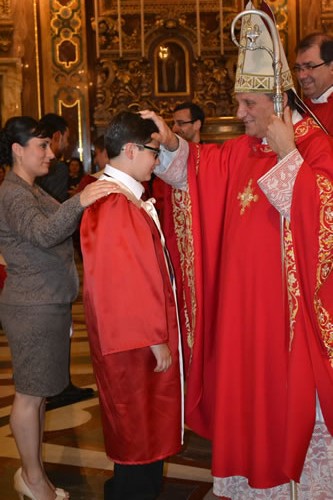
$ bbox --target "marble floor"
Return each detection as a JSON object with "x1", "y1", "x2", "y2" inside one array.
[{"x1": 0, "y1": 263, "x2": 216, "y2": 499}]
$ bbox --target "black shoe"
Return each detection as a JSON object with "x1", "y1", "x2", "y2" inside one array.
[
  {"x1": 46, "y1": 383, "x2": 95, "y2": 409},
  {"x1": 62, "y1": 382, "x2": 95, "y2": 399}
]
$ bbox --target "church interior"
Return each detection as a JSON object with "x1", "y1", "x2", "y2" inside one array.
[{"x1": 0, "y1": 0, "x2": 332, "y2": 498}]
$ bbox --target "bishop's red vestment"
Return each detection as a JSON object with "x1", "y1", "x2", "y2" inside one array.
[
  {"x1": 160, "y1": 117, "x2": 333, "y2": 488},
  {"x1": 80, "y1": 189, "x2": 182, "y2": 464}
]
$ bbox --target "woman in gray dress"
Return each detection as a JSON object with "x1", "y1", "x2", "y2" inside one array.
[{"x1": 0, "y1": 116, "x2": 112, "y2": 500}]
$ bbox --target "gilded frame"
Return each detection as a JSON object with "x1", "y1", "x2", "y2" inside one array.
[{"x1": 154, "y1": 38, "x2": 190, "y2": 97}]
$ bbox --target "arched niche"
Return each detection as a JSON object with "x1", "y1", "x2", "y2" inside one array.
[{"x1": 153, "y1": 39, "x2": 190, "y2": 97}]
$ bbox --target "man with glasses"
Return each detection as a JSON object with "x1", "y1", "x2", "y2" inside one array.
[
  {"x1": 294, "y1": 33, "x2": 333, "y2": 134},
  {"x1": 172, "y1": 101, "x2": 205, "y2": 143},
  {"x1": 80, "y1": 111, "x2": 182, "y2": 500}
]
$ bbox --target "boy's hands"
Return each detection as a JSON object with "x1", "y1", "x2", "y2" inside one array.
[{"x1": 150, "y1": 343, "x2": 172, "y2": 372}]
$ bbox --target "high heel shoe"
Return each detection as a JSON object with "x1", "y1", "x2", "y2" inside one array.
[
  {"x1": 55, "y1": 488, "x2": 70, "y2": 498},
  {"x1": 13, "y1": 468, "x2": 37, "y2": 500},
  {"x1": 13, "y1": 468, "x2": 67, "y2": 499}
]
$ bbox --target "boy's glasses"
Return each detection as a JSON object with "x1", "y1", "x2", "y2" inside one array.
[{"x1": 134, "y1": 144, "x2": 160, "y2": 159}]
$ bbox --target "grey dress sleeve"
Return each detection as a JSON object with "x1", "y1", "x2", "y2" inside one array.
[{"x1": 1, "y1": 183, "x2": 83, "y2": 248}]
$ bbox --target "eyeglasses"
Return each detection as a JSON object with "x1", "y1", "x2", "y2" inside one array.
[
  {"x1": 292, "y1": 61, "x2": 327, "y2": 73},
  {"x1": 121, "y1": 143, "x2": 160, "y2": 159},
  {"x1": 173, "y1": 120, "x2": 196, "y2": 127},
  {"x1": 134, "y1": 144, "x2": 160, "y2": 159}
]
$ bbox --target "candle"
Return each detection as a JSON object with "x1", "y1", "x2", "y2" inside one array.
[
  {"x1": 196, "y1": 0, "x2": 201, "y2": 57},
  {"x1": 140, "y1": 0, "x2": 144, "y2": 57},
  {"x1": 117, "y1": 0, "x2": 123, "y2": 57}
]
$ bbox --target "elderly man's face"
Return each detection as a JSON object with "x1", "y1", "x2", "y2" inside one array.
[
  {"x1": 235, "y1": 93, "x2": 275, "y2": 139},
  {"x1": 295, "y1": 44, "x2": 333, "y2": 99}
]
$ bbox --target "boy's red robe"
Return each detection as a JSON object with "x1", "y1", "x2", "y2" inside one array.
[
  {"x1": 81, "y1": 192, "x2": 182, "y2": 464},
  {"x1": 167, "y1": 117, "x2": 333, "y2": 487}
]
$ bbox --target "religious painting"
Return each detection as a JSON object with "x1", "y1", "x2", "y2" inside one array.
[{"x1": 154, "y1": 39, "x2": 190, "y2": 96}]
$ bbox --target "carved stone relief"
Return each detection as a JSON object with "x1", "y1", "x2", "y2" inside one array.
[
  {"x1": 0, "y1": 1, "x2": 21, "y2": 125},
  {"x1": 322, "y1": 0, "x2": 333, "y2": 34},
  {"x1": 0, "y1": 0, "x2": 13, "y2": 54},
  {"x1": 92, "y1": 2, "x2": 241, "y2": 130},
  {"x1": 0, "y1": 58, "x2": 22, "y2": 125}
]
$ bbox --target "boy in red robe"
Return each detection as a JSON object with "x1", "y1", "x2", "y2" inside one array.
[{"x1": 80, "y1": 111, "x2": 183, "y2": 500}]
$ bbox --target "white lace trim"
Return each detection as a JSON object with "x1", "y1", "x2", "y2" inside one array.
[
  {"x1": 213, "y1": 421, "x2": 333, "y2": 499},
  {"x1": 257, "y1": 149, "x2": 303, "y2": 220},
  {"x1": 156, "y1": 137, "x2": 189, "y2": 191}
]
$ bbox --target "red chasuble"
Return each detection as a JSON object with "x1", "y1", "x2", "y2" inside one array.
[
  {"x1": 80, "y1": 192, "x2": 182, "y2": 464},
  {"x1": 170, "y1": 117, "x2": 333, "y2": 487}
]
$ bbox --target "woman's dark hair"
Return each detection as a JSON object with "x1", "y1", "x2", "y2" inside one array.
[
  {"x1": 0, "y1": 116, "x2": 49, "y2": 167},
  {"x1": 68, "y1": 157, "x2": 84, "y2": 177},
  {"x1": 105, "y1": 111, "x2": 159, "y2": 159}
]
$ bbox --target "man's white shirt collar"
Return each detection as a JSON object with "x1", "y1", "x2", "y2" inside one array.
[
  {"x1": 311, "y1": 85, "x2": 333, "y2": 104},
  {"x1": 101, "y1": 164, "x2": 145, "y2": 200}
]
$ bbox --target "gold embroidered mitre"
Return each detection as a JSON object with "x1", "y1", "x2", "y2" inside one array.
[{"x1": 234, "y1": 1, "x2": 294, "y2": 93}]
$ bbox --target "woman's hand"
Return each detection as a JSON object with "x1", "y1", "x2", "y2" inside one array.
[{"x1": 79, "y1": 180, "x2": 118, "y2": 208}]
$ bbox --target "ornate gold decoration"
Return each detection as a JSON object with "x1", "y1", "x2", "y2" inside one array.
[
  {"x1": 237, "y1": 179, "x2": 259, "y2": 215},
  {"x1": 294, "y1": 117, "x2": 320, "y2": 139},
  {"x1": 92, "y1": 2, "x2": 239, "y2": 127},
  {"x1": 170, "y1": 142, "x2": 200, "y2": 368},
  {"x1": 41, "y1": 0, "x2": 90, "y2": 163},
  {"x1": 51, "y1": 4, "x2": 82, "y2": 71},
  {"x1": 314, "y1": 174, "x2": 333, "y2": 367},
  {"x1": 322, "y1": 0, "x2": 333, "y2": 35},
  {"x1": 0, "y1": 59, "x2": 22, "y2": 123},
  {"x1": 172, "y1": 188, "x2": 196, "y2": 357},
  {"x1": 0, "y1": 0, "x2": 13, "y2": 53},
  {"x1": 284, "y1": 221, "x2": 300, "y2": 349},
  {"x1": 0, "y1": 0, "x2": 11, "y2": 16}
]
